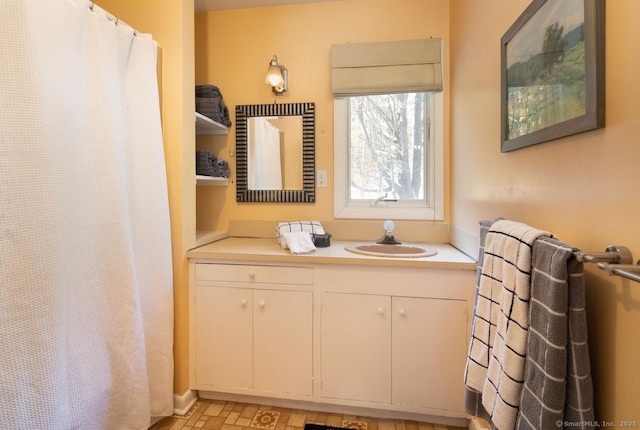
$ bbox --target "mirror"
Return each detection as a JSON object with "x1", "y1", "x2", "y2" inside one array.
[
  {"x1": 235, "y1": 102, "x2": 315, "y2": 203},
  {"x1": 247, "y1": 116, "x2": 302, "y2": 190}
]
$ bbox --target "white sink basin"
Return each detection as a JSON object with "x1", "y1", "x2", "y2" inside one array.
[{"x1": 344, "y1": 243, "x2": 438, "y2": 258}]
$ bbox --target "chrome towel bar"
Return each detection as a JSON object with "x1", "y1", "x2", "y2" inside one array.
[
  {"x1": 574, "y1": 245, "x2": 633, "y2": 264},
  {"x1": 574, "y1": 245, "x2": 640, "y2": 283},
  {"x1": 597, "y1": 261, "x2": 640, "y2": 283},
  {"x1": 478, "y1": 219, "x2": 639, "y2": 284}
]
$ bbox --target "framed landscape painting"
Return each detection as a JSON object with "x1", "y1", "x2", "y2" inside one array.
[{"x1": 501, "y1": 0, "x2": 605, "y2": 152}]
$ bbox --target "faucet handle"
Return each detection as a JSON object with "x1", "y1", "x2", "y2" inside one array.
[{"x1": 377, "y1": 220, "x2": 401, "y2": 245}]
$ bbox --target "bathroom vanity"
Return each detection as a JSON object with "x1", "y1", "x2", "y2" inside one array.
[{"x1": 187, "y1": 238, "x2": 476, "y2": 426}]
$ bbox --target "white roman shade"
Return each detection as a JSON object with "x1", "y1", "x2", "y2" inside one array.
[{"x1": 331, "y1": 38, "x2": 443, "y2": 96}]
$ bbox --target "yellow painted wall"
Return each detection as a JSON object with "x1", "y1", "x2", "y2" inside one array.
[
  {"x1": 94, "y1": 0, "x2": 640, "y2": 420},
  {"x1": 95, "y1": 0, "x2": 195, "y2": 395},
  {"x1": 450, "y1": 0, "x2": 640, "y2": 423},
  {"x1": 194, "y1": 0, "x2": 450, "y2": 231}
]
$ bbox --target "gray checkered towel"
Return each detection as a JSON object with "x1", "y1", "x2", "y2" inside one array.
[{"x1": 516, "y1": 237, "x2": 595, "y2": 429}]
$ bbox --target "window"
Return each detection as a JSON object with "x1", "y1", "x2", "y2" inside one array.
[
  {"x1": 330, "y1": 38, "x2": 444, "y2": 220},
  {"x1": 334, "y1": 91, "x2": 443, "y2": 220}
]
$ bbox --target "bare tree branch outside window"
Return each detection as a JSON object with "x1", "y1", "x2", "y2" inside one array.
[{"x1": 348, "y1": 93, "x2": 428, "y2": 201}]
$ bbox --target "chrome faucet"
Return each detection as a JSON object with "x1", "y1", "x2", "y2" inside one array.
[{"x1": 376, "y1": 220, "x2": 402, "y2": 245}]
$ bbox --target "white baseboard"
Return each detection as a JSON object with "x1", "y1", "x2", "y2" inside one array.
[{"x1": 173, "y1": 389, "x2": 198, "y2": 416}]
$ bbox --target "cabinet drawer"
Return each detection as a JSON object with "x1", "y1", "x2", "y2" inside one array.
[
  {"x1": 316, "y1": 265, "x2": 472, "y2": 299},
  {"x1": 195, "y1": 263, "x2": 313, "y2": 285}
]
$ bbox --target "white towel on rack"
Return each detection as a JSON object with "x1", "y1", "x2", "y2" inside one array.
[
  {"x1": 464, "y1": 220, "x2": 551, "y2": 430},
  {"x1": 464, "y1": 219, "x2": 495, "y2": 423}
]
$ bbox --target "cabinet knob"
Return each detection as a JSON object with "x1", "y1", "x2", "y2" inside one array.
[
  {"x1": 377, "y1": 307, "x2": 385, "y2": 315},
  {"x1": 259, "y1": 301, "x2": 266, "y2": 309},
  {"x1": 399, "y1": 309, "x2": 406, "y2": 317},
  {"x1": 240, "y1": 299, "x2": 247, "y2": 307},
  {"x1": 248, "y1": 271, "x2": 256, "y2": 279}
]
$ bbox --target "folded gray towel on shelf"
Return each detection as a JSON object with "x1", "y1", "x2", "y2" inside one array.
[
  {"x1": 196, "y1": 109, "x2": 227, "y2": 126},
  {"x1": 222, "y1": 106, "x2": 230, "y2": 126},
  {"x1": 197, "y1": 110, "x2": 220, "y2": 117},
  {"x1": 196, "y1": 105, "x2": 220, "y2": 113},
  {"x1": 196, "y1": 150, "x2": 230, "y2": 178},
  {"x1": 216, "y1": 159, "x2": 230, "y2": 178},
  {"x1": 196, "y1": 105, "x2": 219, "y2": 113},
  {"x1": 196, "y1": 150, "x2": 220, "y2": 177},
  {"x1": 195, "y1": 85, "x2": 232, "y2": 126},
  {"x1": 196, "y1": 106, "x2": 222, "y2": 115},
  {"x1": 197, "y1": 108, "x2": 221, "y2": 117},
  {"x1": 195, "y1": 85, "x2": 219, "y2": 98},
  {"x1": 195, "y1": 97, "x2": 220, "y2": 107}
]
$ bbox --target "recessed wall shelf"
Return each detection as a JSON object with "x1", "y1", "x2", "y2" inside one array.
[
  {"x1": 195, "y1": 112, "x2": 228, "y2": 135},
  {"x1": 194, "y1": 112, "x2": 230, "y2": 249},
  {"x1": 196, "y1": 175, "x2": 229, "y2": 186}
]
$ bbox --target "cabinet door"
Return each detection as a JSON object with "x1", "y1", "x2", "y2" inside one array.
[
  {"x1": 254, "y1": 289, "x2": 313, "y2": 395},
  {"x1": 321, "y1": 292, "x2": 391, "y2": 403},
  {"x1": 194, "y1": 286, "x2": 253, "y2": 389},
  {"x1": 392, "y1": 296, "x2": 467, "y2": 412}
]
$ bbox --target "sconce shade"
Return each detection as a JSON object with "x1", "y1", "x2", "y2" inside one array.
[
  {"x1": 266, "y1": 60, "x2": 283, "y2": 86},
  {"x1": 265, "y1": 55, "x2": 288, "y2": 95}
]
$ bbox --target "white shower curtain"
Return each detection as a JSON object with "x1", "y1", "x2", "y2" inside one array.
[
  {"x1": 248, "y1": 117, "x2": 283, "y2": 189},
  {"x1": 0, "y1": 1, "x2": 174, "y2": 429}
]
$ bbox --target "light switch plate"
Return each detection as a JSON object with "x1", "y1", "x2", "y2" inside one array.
[{"x1": 317, "y1": 170, "x2": 327, "y2": 188}]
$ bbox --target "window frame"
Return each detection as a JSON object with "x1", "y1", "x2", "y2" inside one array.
[{"x1": 333, "y1": 92, "x2": 444, "y2": 220}]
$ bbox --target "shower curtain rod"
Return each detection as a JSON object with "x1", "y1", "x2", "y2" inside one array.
[
  {"x1": 89, "y1": 1, "x2": 139, "y2": 36},
  {"x1": 480, "y1": 219, "x2": 640, "y2": 284}
]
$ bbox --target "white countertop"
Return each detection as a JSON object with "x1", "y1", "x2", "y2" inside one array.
[{"x1": 188, "y1": 237, "x2": 476, "y2": 270}]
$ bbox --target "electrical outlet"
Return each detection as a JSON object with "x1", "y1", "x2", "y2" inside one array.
[{"x1": 317, "y1": 170, "x2": 327, "y2": 188}]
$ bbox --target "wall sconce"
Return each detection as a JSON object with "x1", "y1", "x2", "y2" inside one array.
[{"x1": 265, "y1": 55, "x2": 288, "y2": 96}]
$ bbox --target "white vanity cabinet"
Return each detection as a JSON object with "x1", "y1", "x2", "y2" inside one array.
[
  {"x1": 391, "y1": 296, "x2": 467, "y2": 411},
  {"x1": 253, "y1": 288, "x2": 313, "y2": 395},
  {"x1": 191, "y1": 263, "x2": 314, "y2": 397},
  {"x1": 194, "y1": 285, "x2": 253, "y2": 389},
  {"x1": 316, "y1": 265, "x2": 472, "y2": 415},
  {"x1": 321, "y1": 292, "x2": 392, "y2": 403},
  {"x1": 188, "y1": 245, "x2": 476, "y2": 424}
]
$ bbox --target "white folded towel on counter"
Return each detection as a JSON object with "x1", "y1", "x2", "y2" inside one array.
[
  {"x1": 279, "y1": 232, "x2": 316, "y2": 255},
  {"x1": 276, "y1": 221, "x2": 325, "y2": 248}
]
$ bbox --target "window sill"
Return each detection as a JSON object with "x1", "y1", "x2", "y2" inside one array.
[{"x1": 334, "y1": 205, "x2": 443, "y2": 221}]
